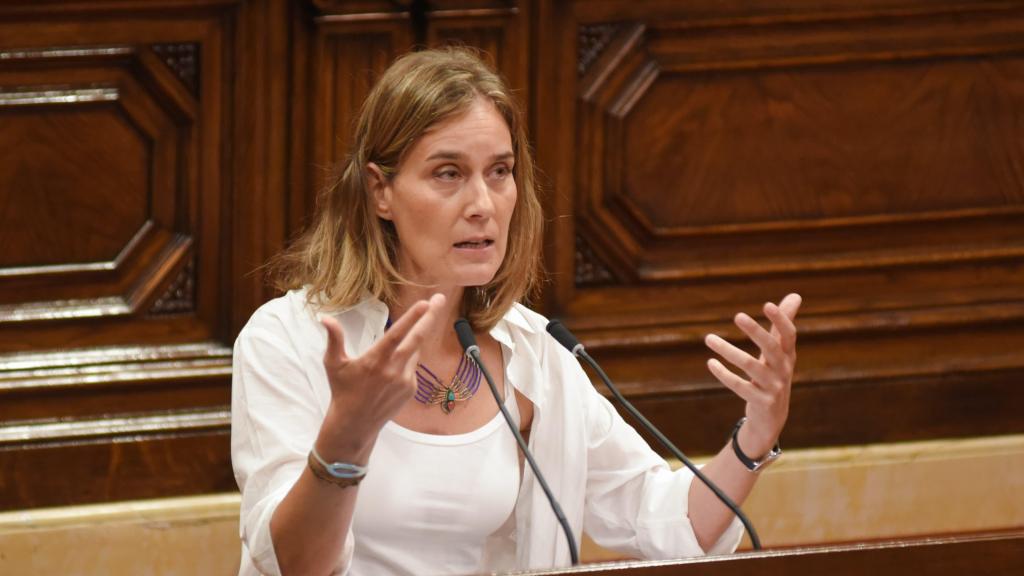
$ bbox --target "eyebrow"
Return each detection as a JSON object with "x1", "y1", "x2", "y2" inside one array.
[{"x1": 425, "y1": 150, "x2": 515, "y2": 162}]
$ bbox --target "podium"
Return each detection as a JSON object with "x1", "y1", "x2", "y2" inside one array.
[{"x1": 509, "y1": 530, "x2": 1024, "y2": 575}]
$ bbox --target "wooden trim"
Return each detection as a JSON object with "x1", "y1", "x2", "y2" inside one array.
[{"x1": 0, "y1": 408, "x2": 230, "y2": 448}]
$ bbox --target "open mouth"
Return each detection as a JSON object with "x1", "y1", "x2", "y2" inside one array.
[{"x1": 454, "y1": 239, "x2": 494, "y2": 249}]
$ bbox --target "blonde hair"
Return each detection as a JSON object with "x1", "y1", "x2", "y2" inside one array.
[{"x1": 269, "y1": 47, "x2": 543, "y2": 330}]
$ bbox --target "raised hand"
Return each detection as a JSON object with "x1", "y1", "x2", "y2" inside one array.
[
  {"x1": 704, "y1": 293, "x2": 801, "y2": 458},
  {"x1": 318, "y1": 293, "x2": 445, "y2": 457}
]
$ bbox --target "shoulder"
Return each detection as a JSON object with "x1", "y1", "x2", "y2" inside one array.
[
  {"x1": 505, "y1": 301, "x2": 550, "y2": 334},
  {"x1": 499, "y1": 303, "x2": 614, "y2": 432},
  {"x1": 497, "y1": 302, "x2": 556, "y2": 356},
  {"x1": 237, "y1": 289, "x2": 386, "y2": 364},
  {"x1": 238, "y1": 288, "x2": 319, "y2": 342},
  {"x1": 502, "y1": 303, "x2": 580, "y2": 361},
  {"x1": 498, "y1": 302, "x2": 587, "y2": 388}
]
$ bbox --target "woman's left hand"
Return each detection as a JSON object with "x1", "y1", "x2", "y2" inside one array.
[{"x1": 704, "y1": 293, "x2": 802, "y2": 458}]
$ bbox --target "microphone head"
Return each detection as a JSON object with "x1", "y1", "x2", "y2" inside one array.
[
  {"x1": 454, "y1": 318, "x2": 480, "y2": 354},
  {"x1": 545, "y1": 319, "x2": 584, "y2": 355}
]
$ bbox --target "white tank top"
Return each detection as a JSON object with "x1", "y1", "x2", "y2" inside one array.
[{"x1": 349, "y1": 377, "x2": 521, "y2": 576}]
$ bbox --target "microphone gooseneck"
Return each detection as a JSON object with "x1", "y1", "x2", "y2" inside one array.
[
  {"x1": 454, "y1": 318, "x2": 480, "y2": 356},
  {"x1": 544, "y1": 319, "x2": 763, "y2": 551},
  {"x1": 453, "y1": 319, "x2": 580, "y2": 565},
  {"x1": 545, "y1": 320, "x2": 584, "y2": 356}
]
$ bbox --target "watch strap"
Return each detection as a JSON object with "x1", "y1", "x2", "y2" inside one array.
[{"x1": 731, "y1": 417, "x2": 781, "y2": 472}]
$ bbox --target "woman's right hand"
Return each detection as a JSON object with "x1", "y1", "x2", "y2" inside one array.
[{"x1": 316, "y1": 293, "x2": 445, "y2": 459}]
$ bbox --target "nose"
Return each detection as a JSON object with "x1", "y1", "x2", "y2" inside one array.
[{"x1": 465, "y1": 174, "x2": 495, "y2": 219}]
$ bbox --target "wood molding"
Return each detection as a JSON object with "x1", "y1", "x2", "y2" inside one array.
[
  {"x1": 574, "y1": 233, "x2": 615, "y2": 286},
  {"x1": 0, "y1": 86, "x2": 120, "y2": 106},
  {"x1": 149, "y1": 256, "x2": 197, "y2": 316},
  {"x1": 151, "y1": 42, "x2": 200, "y2": 95},
  {"x1": 0, "y1": 232, "x2": 193, "y2": 323},
  {"x1": 0, "y1": 406, "x2": 232, "y2": 511},
  {"x1": 0, "y1": 342, "x2": 231, "y2": 422},
  {"x1": 0, "y1": 425, "x2": 233, "y2": 511},
  {"x1": 0, "y1": 26, "x2": 209, "y2": 330},
  {"x1": 578, "y1": 22, "x2": 623, "y2": 76},
  {"x1": 0, "y1": 409, "x2": 230, "y2": 448}
]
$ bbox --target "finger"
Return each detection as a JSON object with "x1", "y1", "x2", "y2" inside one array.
[
  {"x1": 393, "y1": 293, "x2": 446, "y2": 359},
  {"x1": 321, "y1": 315, "x2": 349, "y2": 367},
  {"x1": 399, "y1": 349, "x2": 421, "y2": 398},
  {"x1": 705, "y1": 333, "x2": 774, "y2": 386},
  {"x1": 779, "y1": 293, "x2": 802, "y2": 321},
  {"x1": 373, "y1": 298, "x2": 432, "y2": 355},
  {"x1": 768, "y1": 293, "x2": 803, "y2": 337},
  {"x1": 765, "y1": 302, "x2": 798, "y2": 355},
  {"x1": 707, "y1": 358, "x2": 768, "y2": 405},
  {"x1": 735, "y1": 312, "x2": 785, "y2": 368},
  {"x1": 402, "y1": 349, "x2": 420, "y2": 383}
]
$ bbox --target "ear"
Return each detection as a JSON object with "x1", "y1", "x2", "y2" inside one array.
[{"x1": 367, "y1": 162, "x2": 393, "y2": 220}]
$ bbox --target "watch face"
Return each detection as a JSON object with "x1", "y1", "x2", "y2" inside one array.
[{"x1": 752, "y1": 445, "x2": 782, "y2": 471}]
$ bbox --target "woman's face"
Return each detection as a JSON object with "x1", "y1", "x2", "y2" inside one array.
[{"x1": 372, "y1": 97, "x2": 517, "y2": 291}]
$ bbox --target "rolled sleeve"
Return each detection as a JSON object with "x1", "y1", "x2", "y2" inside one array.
[
  {"x1": 634, "y1": 468, "x2": 743, "y2": 558},
  {"x1": 703, "y1": 515, "x2": 744, "y2": 555},
  {"x1": 231, "y1": 310, "x2": 335, "y2": 575},
  {"x1": 581, "y1": 389, "x2": 743, "y2": 560}
]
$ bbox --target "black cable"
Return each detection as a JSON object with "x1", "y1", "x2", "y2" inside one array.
[{"x1": 454, "y1": 319, "x2": 580, "y2": 565}]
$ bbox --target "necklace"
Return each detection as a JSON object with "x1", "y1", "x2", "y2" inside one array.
[
  {"x1": 385, "y1": 316, "x2": 482, "y2": 414},
  {"x1": 414, "y1": 353, "x2": 482, "y2": 414}
]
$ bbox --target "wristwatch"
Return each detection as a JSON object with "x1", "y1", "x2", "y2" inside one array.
[
  {"x1": 731, "y1": 417, "x2": 782, "y2": 472},
  {"x1": 307, "y1": 447, "x2": 368, "y2": 488}
]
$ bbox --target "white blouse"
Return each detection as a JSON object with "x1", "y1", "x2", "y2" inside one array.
[{"x1": 231, "y1": 289, "x2": 743, "y2": 576}]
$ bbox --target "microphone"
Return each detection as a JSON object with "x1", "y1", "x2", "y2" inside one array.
[
  {"x1": 454, "y1": 319, "x2": 579, "y2": 566},
  {"x1": 545, "y1": 319, "x2": 763, "y2": 551}
]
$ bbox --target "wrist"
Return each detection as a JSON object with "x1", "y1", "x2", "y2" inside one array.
[
  {"x1": 737, "y1": 420, "x2": 776, "y2": 459},
  {"x1": 315, "y1": 404, "x2": 379, "y2": 464},
  {"x1": 307, "y1": 445, "x2": 367, "y2": 488},
  {"x1": 732, "y1": 417, "x2": 782, "y2": 472}
]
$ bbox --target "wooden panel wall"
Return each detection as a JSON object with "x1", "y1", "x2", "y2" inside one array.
[
  {"x1": 290, "y1": 0, "x2": 527, "y2": 235},
  {"x1": 0, "y1": 0, "x2": 528, "y2": 511},
  {"x1": 0, "y1": 0, "x2": 300, "y2": 510},
  {"x1": 533, "y1": 0, "x2": 1024, "y2": 453},
  {"x1": 1, "y1": 0, "x2": 1022, "y2": 512}
]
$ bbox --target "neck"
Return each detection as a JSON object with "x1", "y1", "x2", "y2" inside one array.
[{"x1": 390, "y1": 284, "x2": 466, "y2": 356}]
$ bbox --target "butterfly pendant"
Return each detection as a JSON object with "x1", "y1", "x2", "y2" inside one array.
[
  {"x1": 427, "y1": 374, "x2": 474, "y2": 414},
  {"x1": 414, "y1": 354, "x2": 482, "y2": 415}
]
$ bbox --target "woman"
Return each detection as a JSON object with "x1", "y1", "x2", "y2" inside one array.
[{"x1": 231, "y1": 47, "x2": 800, "y2": 576}]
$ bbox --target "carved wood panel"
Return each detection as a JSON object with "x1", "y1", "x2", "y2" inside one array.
[
  {"x1": 308, "y1": 19, "x2": 413, "y2": 214},
  {"x1": 9, "y1": 0, "x2": 1018, "y2": 512},
  {"x1": 0, "y1": 2, "x2": 244, "y2": 510},
  {"x1": 0, "y1": 0, "x2": 529, "y2": 511},
  {"x1": 534, "y1": 0, "x2": 1024, "y2": 453},
  {"x1": 295, "y1": 1, "x2": 527, "y2": 231},
  {"x1": 427, "y1": 1, "x2": 528, "y2": 101}
]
